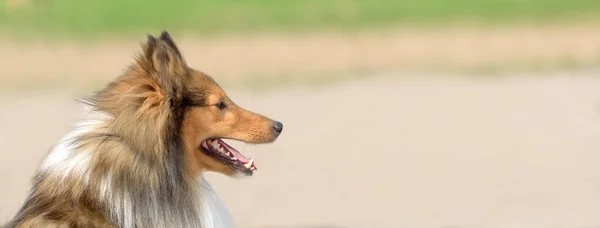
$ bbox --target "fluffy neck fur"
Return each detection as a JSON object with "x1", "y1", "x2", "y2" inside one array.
[
  {"x1": 10, "y1": 31, "x2": 236, "y2": 228},
  {"x1": 16, "y1": 103, "x2": 234, "y2": 228}
]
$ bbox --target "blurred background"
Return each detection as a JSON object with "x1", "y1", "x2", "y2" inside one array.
[{"x1": 2, "y1": 0, "x2": 600, "y2": 227}]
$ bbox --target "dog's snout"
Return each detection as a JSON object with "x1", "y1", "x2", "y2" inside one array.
[{"x1": 272, "y1": 121, "x2": 283, "y2": 134}]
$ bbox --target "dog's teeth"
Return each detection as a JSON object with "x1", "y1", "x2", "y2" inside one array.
[
  {"x1": 243, "y1": 159, "x2": 254, "y2": 169},
  {"x1": 228, "y1": 152, "x2": 236, "y2": 159}
]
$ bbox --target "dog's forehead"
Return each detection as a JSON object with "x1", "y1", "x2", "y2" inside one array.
[
  {"x1": 187, "y1": 70, "x2": 227, "y2": 100},
  {"x1": 204, "y1": 87, "x2": 226, "y2": 102}
]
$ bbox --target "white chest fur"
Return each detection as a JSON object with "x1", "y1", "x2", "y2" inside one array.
[{"x1": 197, "y1": 178, "x2": 235, "y2": 228}]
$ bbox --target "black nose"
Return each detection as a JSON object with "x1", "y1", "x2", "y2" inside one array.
[{"x1": 272, "y1": 121, "x2": 283, "y2": 133}]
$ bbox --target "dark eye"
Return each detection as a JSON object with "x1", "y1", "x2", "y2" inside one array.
[{"x1": 216, "y1": 101, "x2": 226, "y2": 110}]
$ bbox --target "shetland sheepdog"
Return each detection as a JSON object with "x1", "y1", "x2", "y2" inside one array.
[{"x1": 6, "y1": 31, "x2": 283, "y2": 228}]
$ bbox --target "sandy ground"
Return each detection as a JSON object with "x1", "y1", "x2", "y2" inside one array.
[
  {"x1": 2, "y1": 24, "x2": 600, "y2": 90},
  {"x1": 1, "y1": 70, "x2": 600, "y2": 227}
]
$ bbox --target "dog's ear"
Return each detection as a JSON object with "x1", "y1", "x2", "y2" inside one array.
[
  {"x1": 144, "y1": 31, "x2": 187, "y2": 76},
  {"x1": 139, "y1": 32, "x2": 187, "y2": 97},
  {"x1": 158, "y1": 31, "x2": 183, "y2": 60}
]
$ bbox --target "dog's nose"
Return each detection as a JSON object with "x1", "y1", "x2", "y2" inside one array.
[{"x1": 272, "y1": 121, "x2": 283, "y2": 134}]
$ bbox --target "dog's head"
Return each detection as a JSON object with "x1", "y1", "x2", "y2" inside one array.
[{"x1": 110, "y1": 31, "x2": 283, "y2": 177}]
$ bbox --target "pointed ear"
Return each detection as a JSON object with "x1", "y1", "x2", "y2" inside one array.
[
  {"x1": 140, "y1": 32, "x2": 187, "y2": 75},
  {"x1": 142, "y1": 34, "x2": 158, "y2": 64},
  {"x1": 158, "y1": 31, "x2": 183, "y2": 59},
  {"x1": 138, "y1": 32, "x2": 187, "y2": 98}
]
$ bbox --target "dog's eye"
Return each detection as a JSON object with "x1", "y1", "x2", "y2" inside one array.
[{"x1": 216, "y1": 101, "x2": 226, "y2": 110}]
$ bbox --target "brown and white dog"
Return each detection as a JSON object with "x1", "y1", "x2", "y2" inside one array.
[{"x1": 6, "y1": 31, "x2": 283, "y2": 228}]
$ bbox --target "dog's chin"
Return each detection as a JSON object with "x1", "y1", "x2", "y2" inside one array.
[{"x1": 200, "y1": 138, "x2": 256, "y2": 177}]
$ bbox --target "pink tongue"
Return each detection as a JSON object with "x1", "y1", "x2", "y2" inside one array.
[{"x1": 217, "y1": 139, "x2": 250, "y2": 163}]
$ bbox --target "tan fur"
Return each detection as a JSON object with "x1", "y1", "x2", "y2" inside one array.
[
  {"x1": 181, "y1": 72, "x2": 278, "y2": 176},
  {"x1": 7, "y1": 31, "x2": 282, "y2": 228}
]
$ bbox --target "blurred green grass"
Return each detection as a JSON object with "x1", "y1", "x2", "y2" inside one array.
[{"x1": 2, "y1": 0, "x2": 600, "y2": 37}]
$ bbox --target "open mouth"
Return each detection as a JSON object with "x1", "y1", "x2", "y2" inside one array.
[{"x1": 200, "y1": 138, "x2": 257, "y2": 175}]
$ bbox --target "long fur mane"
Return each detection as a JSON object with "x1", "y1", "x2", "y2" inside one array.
[{"x1": 7, "y1": 32, "x2": 233, "y2": 228}]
